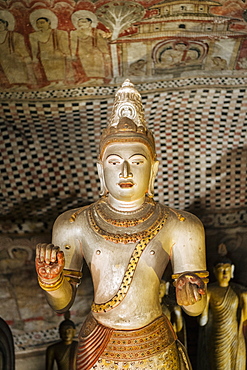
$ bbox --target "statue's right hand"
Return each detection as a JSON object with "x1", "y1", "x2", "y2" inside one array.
[{"x1": 35, "y1": 243, "x2": 65, "y2": 283}]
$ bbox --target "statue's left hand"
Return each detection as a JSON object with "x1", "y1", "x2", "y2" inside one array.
[{"x1": 175, "y1": 272, "x2": 206, "y2": 306}]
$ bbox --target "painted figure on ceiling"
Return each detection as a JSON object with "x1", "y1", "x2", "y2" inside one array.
[
  {"x1": 128, "y1": 59, "x2": 147, "y2": 77},
  {"x1": 156, "y1": 41, "x2": 200, "y2": 69},
  {"x1": 0, "y1": 10, "x2": 35, "y2": 89},
  {"x1": 29, "y1": 9, "x2": 72, "y2": 87},
  {"x1": 70, "y1": 10, "x2": 111, "y2": 85},
  {"x1": 35, "y1": 79, "x2": 208, "y2": 369},
  {"x1": 210, "y1": 56, "x2": 228, "y2": 70},
  {"x1": 198, "y1": 244, "x2": 247, "y2": 370}
]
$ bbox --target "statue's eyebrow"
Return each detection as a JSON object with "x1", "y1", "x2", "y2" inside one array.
[
  {"x1": 129, "y1": 153, "x2": 147, "y2": 159},
  {"x1": 106, "y1": 154, "x2": 122, "y2": 159}
]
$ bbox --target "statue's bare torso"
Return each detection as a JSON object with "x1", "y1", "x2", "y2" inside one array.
[{"x1": 52, "y1": 199, "x2": 205, "y2": 329}]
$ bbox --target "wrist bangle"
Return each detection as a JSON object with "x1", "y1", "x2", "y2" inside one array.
[
  {"x1": 38, "y1": 273, "x2": 64, "y2": 292},
  {"x1": 172, "y1": 270, "x2": 209, "y2": 285}
]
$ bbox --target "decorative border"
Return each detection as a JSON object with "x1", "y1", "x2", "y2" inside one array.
[
  {"x1": 191, "y1": 209, "x2": 247, "y2": 229},
  {"x1": 1, "y1": 75, "x2": 247, "y2": 101}
]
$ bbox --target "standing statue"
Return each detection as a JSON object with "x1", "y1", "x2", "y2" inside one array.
[
  {"x1": 198, "y1": 244, "x2": 247, "y2": 370},
  {"x1": 159, "y1": 280, "x2": 187, "y2": 347},
  {"x1": 36, "y1": 80, "x2": 208, "y2": 370},
  {"x1": 46, "y1": 313, "x2": 78, "y2": 370}
]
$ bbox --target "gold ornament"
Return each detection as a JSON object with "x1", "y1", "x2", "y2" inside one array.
[
  {"x1": 87, "y1": 201, "x2": 167, "y2": 244},
  {"x1": 95, "y1": 196, "x2": 156, "y2": 227},
  {"x1": 38, "y1": 273, "x2": 64, "y2": 292},
  {"x1": 91, "y1": 210, "x2": 168, "y2": 313}
]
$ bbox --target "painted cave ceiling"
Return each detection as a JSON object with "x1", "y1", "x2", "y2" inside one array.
[{"x1": 0, "y1": 0, "x2": 247, "y2": 90}]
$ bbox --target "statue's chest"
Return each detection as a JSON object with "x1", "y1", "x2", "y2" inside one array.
[
  {"x1": 81, "y1": 199, "x2": 170, "y2": 274},
  {"x1": 210, "y1": 286, "x2": 238, "y2": 309},
  {"x1": 84, "y1": 235, "x2": 169, "y2": 283}
]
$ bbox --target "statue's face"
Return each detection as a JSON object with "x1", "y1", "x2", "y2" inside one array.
[
  {"x1": 214, "y1": 263, "x2": 232, "y2": 286},
  {"x1": 101, "y1": 142, "x2": 153, "y2": 202},
  {"x1": 60, "y1": 325, "x2": 75, "y2": 344}
]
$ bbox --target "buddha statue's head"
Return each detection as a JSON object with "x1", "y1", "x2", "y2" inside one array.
[
  {"x1": 97, "y1": 80, "x2": 159, "y2": 205},
  {"x1": 213, "y1": 243, "x2": 234, "y2": 287},
  {"x1": 59, "y1": 318, "x2": 76, "y2": 344},
  {"x1": 214, "y1": 263, "x2": 233, "y2": 287}
]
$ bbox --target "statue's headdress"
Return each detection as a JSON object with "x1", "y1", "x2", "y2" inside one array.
[
  {"x1": 214, "y1": 243, "x2": 233, "y2": 266},
  {"x1": 99, "y1": 79, "x2": 156, "y2": 159}
]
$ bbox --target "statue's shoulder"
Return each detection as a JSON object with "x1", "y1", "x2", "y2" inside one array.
[
  {"x1": 207, "y1": 282, "x2": 218, "y2": 291},
  {"x1": 164, "y1": 205, "x2": 204, "y2": 228},
  {"x1": 230, "y1": 282, "x2": 247, "y2": 295},
  {"x1": 53, "y1": 202, "x2": 93, "y2": 229}
]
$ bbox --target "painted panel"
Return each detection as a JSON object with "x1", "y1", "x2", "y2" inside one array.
[{"x1": 0, "y1": 0, "x2": 247, "y2": 90}]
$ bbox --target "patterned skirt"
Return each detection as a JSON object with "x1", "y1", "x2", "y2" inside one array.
[{"x1": 76, "y1": 313, "x2": 191, "y2": 370}]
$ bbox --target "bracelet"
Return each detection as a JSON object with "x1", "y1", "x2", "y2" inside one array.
[
  {"x1": 38, "y1": 273, "x2": 64, "y2": 292},
  {"x1": 172, "y1": 270, "x2": 209, "y2": 285}
]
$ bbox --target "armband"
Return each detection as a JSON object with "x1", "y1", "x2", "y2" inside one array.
[
  {"x1": 38, "y1": 273, "x2": 64, "y2": 292},
  {"x1": 64, "y1": 269, "x2": 83, "y2": 286}
]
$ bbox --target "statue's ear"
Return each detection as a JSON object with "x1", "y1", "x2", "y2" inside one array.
[
  {"x1": 231, "y1": 264, "x2": 235, "y2": 278},
  {"x1": 97, "y1": 161, "x2": 107, "y2": 196},
  {"x1": 147, "y1": 160, "x2": 159, "y2": 197}
]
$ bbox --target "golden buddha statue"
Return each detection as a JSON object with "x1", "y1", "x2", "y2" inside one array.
[
  {"x1": 36, "y1": 80, "x2": 208, "y2": 369},
  {"x1": 198, "y1": 244, "x2": 247, "y2": 369}
]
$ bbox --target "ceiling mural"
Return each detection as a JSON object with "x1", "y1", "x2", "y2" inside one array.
[{"x1": 0, "y1": 0, "x2": 247, "y2": 90}]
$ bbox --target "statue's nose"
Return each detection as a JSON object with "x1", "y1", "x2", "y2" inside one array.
[{"x1": 120, "y1": 160, "x2": 132, "y2": 178}]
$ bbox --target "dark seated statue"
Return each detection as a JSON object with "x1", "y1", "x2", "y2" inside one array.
[{"x1": 46, "y1": 316, "x2": 78, "y2": 370}]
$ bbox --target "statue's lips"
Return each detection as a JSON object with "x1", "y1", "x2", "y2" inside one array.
[{"x1": 118, "y1": 182, "x2": 134, "y2": 188}]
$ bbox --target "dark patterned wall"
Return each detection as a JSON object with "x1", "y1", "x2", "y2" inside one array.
[
  {"x1": 0, "y1": 78, "x2": 246, "y2": 363},
  {"x1": 1, "y1": 78, "x2": 246, "y2": 232}
]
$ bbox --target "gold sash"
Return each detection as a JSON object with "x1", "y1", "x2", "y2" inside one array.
[{"x1": 91, "y1": 212, "x2": 168, "y2": 313}]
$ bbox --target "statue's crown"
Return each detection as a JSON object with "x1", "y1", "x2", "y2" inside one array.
[{"x1": 99, "y1": 79, "x2": 156, "y2": 158}]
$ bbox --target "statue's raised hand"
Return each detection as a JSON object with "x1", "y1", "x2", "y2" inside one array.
[
  {"x1": 36, "y1": 243, "x2": 65, "y2": 283},
  {"x1": 175, "y1": 272, "x2": 206, "y2": 306}
]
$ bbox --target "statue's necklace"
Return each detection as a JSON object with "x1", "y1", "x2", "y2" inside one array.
[
  {"x1": 95, "y1": 196, "x2": 156, "y2": 227},
  {"x1": 87, "y1": 197, "x2": 168, "y2": 244}
]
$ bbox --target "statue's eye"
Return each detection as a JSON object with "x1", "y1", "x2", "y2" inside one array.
[
  {"x1": 108, "y1": 159, "x2": 120, "y2": 165},
  {"x1": 132, "y1": 161, "x2": 143, "y2": 165},
  {"x1": 131, "y1": 156, "x2": 146, "y2": 165}
]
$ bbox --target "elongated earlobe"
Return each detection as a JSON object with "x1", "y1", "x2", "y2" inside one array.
[
  {"x1": 231, "y1": 265, "x2": 235, "y2": 278},
  {"x1": 147, "y1": 160, "x2": 159, "y2": 197},
  {"x1": 97, "y1": 161, "x2": 107, "y2": 196}
]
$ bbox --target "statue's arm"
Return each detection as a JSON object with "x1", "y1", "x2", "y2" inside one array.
[
  {"x1": 242, "y1": 291, "x2": 247, "y2": 322},
  {"x1": 35, "y1": 242, "x2": 74, "y2": 312},
  {"x1": 172, "y1": 306, "x2": 184, "y2": 333},
  {"x1": 46, "y1": 345, "x2": 55, "y2": 370},
  {"x1": 198, "y1": 290, "x2": 210, "y2": 326},
  {"x1": 171, "y1": 211, "x2": 208, "y2": 316},
  {"x1": 35, "y1": 210, "x2": 84, "y2": 313}
]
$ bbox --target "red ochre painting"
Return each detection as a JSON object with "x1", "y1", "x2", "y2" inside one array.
[{"x1": 0, "y1": 0, "x2": 247, "y2": 90}]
